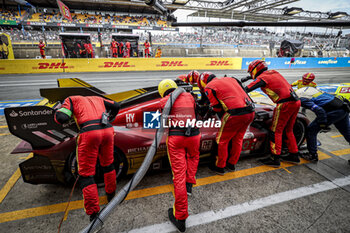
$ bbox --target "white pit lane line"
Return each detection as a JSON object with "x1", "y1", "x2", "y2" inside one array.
[{"x1": 128, "y1": 176, "x2": 350, "y2": 233}]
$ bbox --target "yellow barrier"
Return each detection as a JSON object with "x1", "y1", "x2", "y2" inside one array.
[{"x1": 0, "y1": 57, "x2": 242, "y2": 74}]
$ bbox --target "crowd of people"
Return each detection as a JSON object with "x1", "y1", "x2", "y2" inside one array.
[
  {"x1": 0, "y1": 7, "x2": 168, "y2": 27},
  {"x1": 0, "y1": 9, "x2": 23, "y2": 21},
  {"x1": 0, "y1": 26, "x2": 347, "y2": 52},
  {"x1": 0, "y1": 7, "x2": 348, "y2": 49}
]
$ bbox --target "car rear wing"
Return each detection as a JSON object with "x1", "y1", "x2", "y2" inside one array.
[{"x1": 5, "y1": 105, "x2": 78, "y2": 150}]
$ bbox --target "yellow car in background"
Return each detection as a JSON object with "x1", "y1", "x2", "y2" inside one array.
[{"x1": 317, "y1": 83, "x2": 350, "y2": 100}]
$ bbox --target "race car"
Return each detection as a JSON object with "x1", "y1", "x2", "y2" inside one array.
[
  {"x1": 317, "y1": 83, "x2": 350, "y2": 100},
  {"x1": 4, "y1": 78, "x2": 309, "y2": 185}
]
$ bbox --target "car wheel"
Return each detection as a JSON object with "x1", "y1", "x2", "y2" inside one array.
[
  {"x1": 281, "y1": 119, "x2": 306, "y2": 152},
  {"x1": 64, "y1": 147, "x2": 128, "y2": 185},
  {"x1": 113, "y1": 147, "x2": 128, "y2": 181},
  {"x1": 294, "y1": 119, "x2": 306, "y2": 147}
]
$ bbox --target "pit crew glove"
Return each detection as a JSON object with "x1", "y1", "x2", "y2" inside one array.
[{"x1": 241, "y1": 76, "x2": 252, "y2": 83}]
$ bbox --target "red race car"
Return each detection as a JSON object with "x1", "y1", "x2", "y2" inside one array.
[{"x1": 5, "y1": 78, "x2": 309, "y2": 185}]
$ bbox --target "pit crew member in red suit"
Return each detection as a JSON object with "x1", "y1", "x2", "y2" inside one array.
[
  {"x1": 54, "y1": 95, "x2": 120, "y2": 221},
  {"x1": 201, "y1": 74, "x2": 255, "y2": 175},
  {"x1": 125, "y1": 41, "x2": 131, "y2": 57},
  {"x1": 158, "y1": 79, "x2": 200, "y2": 232},
  {"x1": 118, "y1": 41, "x2": 123, "y2": 56},
  {"x1": 110, "y1": 39, "x2": 118, "y2": 58},
  {"x1": 245, "y1": 60, "x2": 301, "y2": 167},
  {"x1": 144, "y1": 40, "x2": 150, "y2": 58},
  {"x1": 38, "y1": 40, "x2": 46, "y2": 59}
]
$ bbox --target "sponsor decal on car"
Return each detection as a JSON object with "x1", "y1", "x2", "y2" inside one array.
[
  {"x1": 201, "y1": 140, "x2": 213, "y2": 151},
  {"x1": 9, "y1": 109, "x2": 53, "y2": 117},
  {"x1": 340, "y1": 87, "x2": 350, "y2": 93},
  {"x1": 21, "y1": 122, "x2": 48, "y2": 130}
]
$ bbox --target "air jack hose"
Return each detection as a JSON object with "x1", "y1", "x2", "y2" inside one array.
[{"x1": 79, "y1": 87, "x2": 185, "y2": 233}]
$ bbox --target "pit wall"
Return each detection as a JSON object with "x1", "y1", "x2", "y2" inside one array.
[{"x1": 0, "y1": 57, "x2": 349, "y2": 74}]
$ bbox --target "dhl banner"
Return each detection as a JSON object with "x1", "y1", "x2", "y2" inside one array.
[{"x1": 0, "y1": 57, "x2": 242, "y2": 74}]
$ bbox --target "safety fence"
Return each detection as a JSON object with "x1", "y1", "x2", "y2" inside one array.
[{"x1": 0, "y1": 57, "x2": 350, "y2": 74}]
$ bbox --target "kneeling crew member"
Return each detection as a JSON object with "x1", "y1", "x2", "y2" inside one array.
[
  {"x1": 245, "y1": 60, "x2": 301, "y2": 167},
  {"x1": 295, "y1": 87, "x2": 350, "y2": 161},
  {"x1": 54, "y1": 95, "x2": 120, "y2": 221},
  {"x1": 201, "y1": 73, "x2": 255, "y2": 175},
  {"x1": 158, "y1": 79, "x2": 201, "y2": 233},
  {"x1": 292, "y1": 73, "x2": 317, "y2": 89}
]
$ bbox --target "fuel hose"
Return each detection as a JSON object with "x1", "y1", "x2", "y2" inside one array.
[{"x1": 79, "y1": 87, "x2": 185, "y2": 233}]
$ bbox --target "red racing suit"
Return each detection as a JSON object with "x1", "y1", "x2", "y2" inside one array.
[
  {"x1": 111, "y1": 41, "x2": 118, "y2": 58},
  {"x1": 54, "y1": 96, "x2": 120, "y2": 216},
  {"x1": 118, "y1": 42, "x2": 123, "y2": 55},
  {"x1": 247, "y1": 70, "x2": 301, "y2": 155},
  {"x1": 144, "y1": 42, "x2": 150, "y2": 57},
  {"x1": 39, "y1": 42, "x2": 46, "y2": 59},
  {"x1": 160, "y1": 92, "x2": 200, "y2": 220},
  {"x1": 205, "y1": 77, "x2": 255, "y2": 168},
  {"x1": 126, "y1": 41, "x2": 131, "y2": 57}
]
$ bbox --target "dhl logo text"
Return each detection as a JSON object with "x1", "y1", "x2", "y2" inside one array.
[
  {"x1": 207, "y1": 61, "x2": 230, "y2": 66},
  {"x1": 34, "y1": 63, "x2": 69, "y2": 69},
  {"x1": 101, "y1": 62, "x2": 134, "y2": 68},
  {"x1": 157, "y1": 61, "x2": 187, "y2": 67}
]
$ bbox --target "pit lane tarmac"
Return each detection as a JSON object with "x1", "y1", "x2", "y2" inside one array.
[{"x1": 0, "y1": 113, "x2": 349, "y2": 233}]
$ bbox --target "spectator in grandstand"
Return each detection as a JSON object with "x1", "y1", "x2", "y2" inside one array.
[
  {"x1": 38, "y1": 40, "x2": 46, "y2": 59},
  {"x1": 144, "y1": 39, "x2": 151, "y2": 58},
  {"x1": 292, "y1": 73, "x2": 317, "y2": 89}
]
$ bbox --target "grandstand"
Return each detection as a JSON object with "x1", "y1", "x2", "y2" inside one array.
[{"x1": 0, "y1": 0, "x2": 349, "y2": 58}]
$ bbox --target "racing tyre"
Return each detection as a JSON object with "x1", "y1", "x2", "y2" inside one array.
[
  {"x1": 64, "y1": 147, "x2": 128, "y2": 186},
  {"x1": 281, "y1": 119, "x2": 306, "y2": 152},
  {"x1": 293, "y1": 119, "x2": 306, "y2": 147}
]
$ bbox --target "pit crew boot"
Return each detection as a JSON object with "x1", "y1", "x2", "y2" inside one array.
[
  {"x1": 259, "y1": 155, "x2": 280, "y2": 167},
  {"x1": 301, "y1": 152, "x2": 319, "y2": 162},
  {"x1": 209, "y1": 164, "x2": 225, "y2": 176},
  {"x1": 186, "y1": 183, "x2": 193, "y2": 196},
  {"x1": 106, "y1": 191, "x2": 115, "y2": 203},
  {"x1": 281, "y1": 152, "x2": 300, "y2": 164},
  {"x1": 168, "y1": 208, "x2": 186, "y2": 232},
  {"x1": 89, "y1": 212, "x2": 99, "y2": 222},
  {"x1": 226, "y1": 163, "x2": 236, "y2": 171}
]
